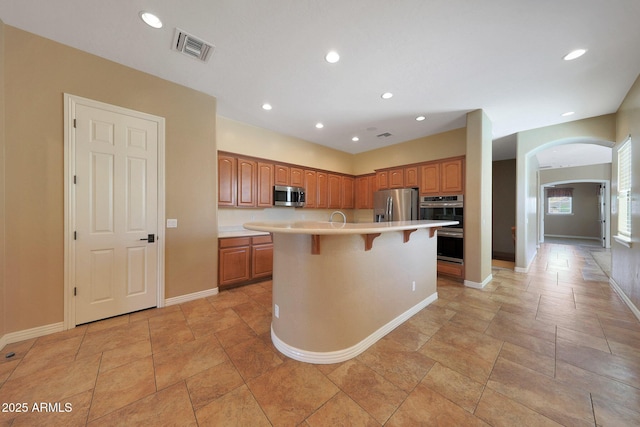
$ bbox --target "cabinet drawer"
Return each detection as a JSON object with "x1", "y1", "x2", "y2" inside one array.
[
  {"x1": 219, "y1": 237, "x2": 251, "y2": 248},
  {"x1": 252, "y1": 234, "x2": 273, "y2": 245}
]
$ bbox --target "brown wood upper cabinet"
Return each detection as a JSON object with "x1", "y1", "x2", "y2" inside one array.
[
  {"x1": 327, "y1": 174, "x2": 342, "y2": 209},
  {"x1": 376, "y1": 170, "x2": 389, "y2": 190},
  {"x1": 257, "y1": 162, "x2": 274, "y2": 207},
  {"x1": 420, "y1": 157, "x2": 464, "y2": 195},
  {"x1": 274, "y1": 164, "x2": 290, "y2": 186},
  {"x1": 342, "y1": 176, "x2": 355, "y2": 209},
  {"x1": 290, "y1": 167, "x2": 304, "y2": 187},
  {"x1": 303, "y1": 170, "x2": 317, "y2": 208},
  {"x1": 404, "y1": 166, "x2": 419, "y2": 188},
  {"x1": 237, "y1": 157, "x2": 257, "y2": 207},
  {"x1": 316, "y1": 171, "x2": 328, "y2": 208},
  {"x1": 218, "y1": 154, "x2": 237, "y2": 207},
  {"x1": 388, "y1": 168, "x2": 404, "y2": 188},
  {"x1": 355, "y1": 174, "x2": 375, "y2": 209}
]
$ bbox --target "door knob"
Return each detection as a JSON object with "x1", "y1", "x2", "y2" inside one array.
[{"x1": 140, "y1": 234, "x2": 155, "y2": 243}]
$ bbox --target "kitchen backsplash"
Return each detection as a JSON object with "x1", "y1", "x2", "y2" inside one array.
[{"x1": 218, "y1": 207, "x2": 372, "y2": 228}]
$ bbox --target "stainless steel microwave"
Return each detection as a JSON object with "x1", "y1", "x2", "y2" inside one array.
[{"x1": 273, "y1": 185, "x2": 305, "y2": 207}]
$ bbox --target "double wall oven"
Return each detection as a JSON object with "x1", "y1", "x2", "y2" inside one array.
[{"x1": 419, "y1": 195, "x2": 464, "y2": 264}]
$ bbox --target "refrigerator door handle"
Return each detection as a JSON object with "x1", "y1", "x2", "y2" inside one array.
[{"x1": 387, "y1": 197, "x2": 393, "y2": 221}]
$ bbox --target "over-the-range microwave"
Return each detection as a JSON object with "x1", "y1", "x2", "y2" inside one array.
[{"x1": 273, "y1": 185, "x2": 305, "y2": 207}]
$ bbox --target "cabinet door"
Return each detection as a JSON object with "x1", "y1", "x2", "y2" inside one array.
[
  {"x1": 341, "y1": 176, "x2": 355, "y2": 209},
  {"x1": 237, "y1": 158, "x2": 257, "y2": 207},
  {"x1": 440, "y1": 158, "x2": 464, "y2": 194},
  {"x1": 219, "y1": 246, "x2": 251, "y2": 286},
  {"x1": 405, "y1": 166, "x2": 419, "y2": 188},
  {"x1": 317, "y1": 172, "x2": 328, "y2": 208},
  {"x1": 252, "y1": 244, "x2": 273, "y2": 279},
  {"x1": 304, "y1": 170, "x2": 317, "y2": 208},
  {"x1": 327, "y1": 174, "x2": 342, "y2": 209},
  {"x1": 274, "y1": 164, "x2": 289, "y2": 186},
  {"x1": 218, "y1": 154, "x2": 236, "y2": 206},
  {"x1": 257, "y1": 162, "x2": 274, "y2": 207},
  {"x1": 290, "y1": 167, "x2": 304, "y2": 187},
  {"x1": 376, "y1": 171, "x2": 389, "y2": 190},
  {"x1": 389, "y1": 168, "x2": 404, "y2": 188},
  {"x1": 355, "y1": 176, "x2": 369, "y2": 209},
  {"x1": 420, "y1": 163, "x2": 440, "y2": 195}
]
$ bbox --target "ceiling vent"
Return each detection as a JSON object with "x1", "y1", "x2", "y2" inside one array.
[
  {"x1": 377, "y1": 132, "x2": 392, "y2": 138},
  {"x1": 172, "y1": 28, "x2": 214, "y2": 62}
]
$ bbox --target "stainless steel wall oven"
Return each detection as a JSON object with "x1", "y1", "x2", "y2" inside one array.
[{"x1": 419, "y1": 195, "x2": 464, "y2": 264}]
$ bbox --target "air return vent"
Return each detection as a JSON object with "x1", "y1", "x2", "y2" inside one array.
[
  {"x1": 172, "y1": 28, "x2": 214, "y2": 62},
  {"x1": 377, "y1": 132, "x2": 392, "y2": 138}
]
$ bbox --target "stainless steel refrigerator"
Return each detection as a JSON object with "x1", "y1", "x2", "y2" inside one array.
[{"x1": 373, "y1": 188, "x2": 418, "y2": 222}]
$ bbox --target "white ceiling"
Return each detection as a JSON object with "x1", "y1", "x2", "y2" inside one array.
[
  {"x1": 536, "y1": 143, "x2": 612, "y2": 169},
  {"x1": 1, "y1": 0, "x2": 639, "y2": 163}
]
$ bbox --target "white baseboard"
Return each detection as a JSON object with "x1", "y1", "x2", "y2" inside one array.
[
  {"x1": 0, "y1": 288, "x2": 219, "y2": 350},
  {"x1": 544, "y1": 234, "x2": 601, "y2": 241},
  {"x1": 271, "y1": 292, "x2": 438, "y2": 364},
  {"x1": 465, "y1": 274, "x2": 493, "y2": 289},
  {"x1": 0, "y1": 322, "x2": 65, "y2": 351},
  {"x1": 164, "y1": 287, "x2": 219, "y2": 306},
  {"x1": 609, "y1": 277, "x2": 640, "y2": 322},
  {"x1": 515, "y1": 249, "x2": 538, "y2": 273}
]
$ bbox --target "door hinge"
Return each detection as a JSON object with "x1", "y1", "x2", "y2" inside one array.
[
  {"x1": 73, "y1": 175, "x2": 77, "y2": 184},
  {"x1": 73, "y1": 118, "x2": 77, "y2": 128},
  {"x1": 74, "y1": 231, "x2": 77, "y2": 240},
  {"x1": 74, "y1": 287, "x2": 77, "y2": 296}
]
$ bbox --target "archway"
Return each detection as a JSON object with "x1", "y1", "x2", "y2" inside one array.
[{"x1": 514, "y1": 115, "x2": 616, "y2": 272}]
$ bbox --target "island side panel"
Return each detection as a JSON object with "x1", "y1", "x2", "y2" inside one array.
[{"x1": 271, "y1": 230, "x2": 437, "y2": 353}]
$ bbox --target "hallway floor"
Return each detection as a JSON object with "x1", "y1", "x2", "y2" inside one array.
[{"x1": 1, "y1": 243, "x2": 639, "y2": 426}]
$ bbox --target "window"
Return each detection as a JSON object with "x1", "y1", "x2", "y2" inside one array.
[
  {"x1": 547, "y1": 187, "x2": 573, "y2": 214},
  {"x1": 617, "y1": 138, "x2": 632, "y2": 242}
]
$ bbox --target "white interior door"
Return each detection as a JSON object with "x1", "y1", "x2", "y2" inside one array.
[{"x1": 72, "y1": 101, "x2": 161, "y2": 324}]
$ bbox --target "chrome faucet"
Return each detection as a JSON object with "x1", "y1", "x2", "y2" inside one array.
[{"x1": 329, "y1": 211, "x2": 347, "y2": 224}]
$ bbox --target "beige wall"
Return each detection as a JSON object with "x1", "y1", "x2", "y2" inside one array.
[
  {"x1": 353, "y1": 128, "x2": 466, "y2": 175},
  {"x1": 217, "y1": 116, "x2": 354, "y2": 174},
  {"x1": 543, "y1": 183, "x2": 601, "y2": 239},
  {"x1": 613, "y1": 73, "x2": 640, "y2": 311},
  {"x1": 0, "y1": 20, "x2": 6, "y2": 339},
  {"x1": 465, "y1": 110, "x2": 493, "y2": 286},
  {"x1": 2, "y1": 26, "x2": 217, "y2": 334}
]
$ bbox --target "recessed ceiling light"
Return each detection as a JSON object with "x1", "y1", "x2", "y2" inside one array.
[
  {"x1": 325, "y1": 51, "x2": 340, "y2": 64},
  {"x1": 262, "y1": 103, "x2": 272, "y2": 111},
  {"x1": 416, "y1": 115, "x2": 426, "y2": 121},
  {"x1": 352, "y1": 136, "x2": 360, "y2": 142},
  {"x1": 563, "y1": 49, "x2": 587, "y2": 61},
  {"x1": 561, "y1": 111, "x2": 575, "y2": 117},
  {"x1": 381, "y1": 92, "x2": 393, "y2": 99},
  {"x1": 140, "y1": 12, "x2": 163, "y2": 29},
  {"x1": 315, "y1": 123, "x2": 324, "y2": 129}
]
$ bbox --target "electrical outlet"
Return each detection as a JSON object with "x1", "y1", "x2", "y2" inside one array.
[
  {"x1": 412, "y1": 281, "x2": 416, "y2": 291},
  {"x1": 274, "y1": 304, "x2": 280, "y2": 318}
]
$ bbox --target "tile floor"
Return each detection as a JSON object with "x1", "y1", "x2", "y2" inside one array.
[{"x1": 1, "y1": 242, "x2": 639, "y2": 426}]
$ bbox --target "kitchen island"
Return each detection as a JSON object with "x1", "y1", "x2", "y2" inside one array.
[{"x1": 243, "y1": 220, "x2": 457, "y2": 364}]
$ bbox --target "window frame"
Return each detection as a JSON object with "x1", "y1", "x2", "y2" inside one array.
[
  {"x1": 615, "y1": 137, "x2": 632, "y2": 247},
  {"x1": 546, "y1": 188, "x2": 573, "y2": 215}
]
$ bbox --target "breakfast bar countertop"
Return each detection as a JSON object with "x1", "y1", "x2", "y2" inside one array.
[{"x1": 243, "y1": 219, "x2": 459, "y2": 235}]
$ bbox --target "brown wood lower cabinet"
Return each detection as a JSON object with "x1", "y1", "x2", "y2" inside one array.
[
  {"x1": 437, "y1": 261, "x2": 464, "y2": 279},
  {"x1": 219, "y1": 234, "x2": 273, "y2": 289}
]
